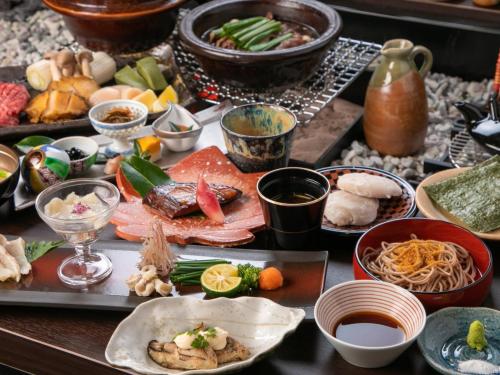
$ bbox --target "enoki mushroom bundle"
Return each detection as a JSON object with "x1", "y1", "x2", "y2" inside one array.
[{"x1": 361, "y1": 235, "x2": 477, "y2": 292}]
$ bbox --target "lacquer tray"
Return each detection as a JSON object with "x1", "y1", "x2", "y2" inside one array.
[{"x1": 0, "y1": 240, "x2": 328, "y2": 320}]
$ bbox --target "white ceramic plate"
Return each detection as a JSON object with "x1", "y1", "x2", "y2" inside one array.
[{"x1": 105, "y1": 296, "x2": 305, "y2": 374}]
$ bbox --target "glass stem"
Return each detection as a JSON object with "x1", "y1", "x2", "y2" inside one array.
[{"x1": 75, "y1": 243, "x2": 92, "y2": 263}]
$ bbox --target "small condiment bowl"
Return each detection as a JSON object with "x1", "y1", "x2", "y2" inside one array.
[
  {"x1": 353, "y1": 218, "x2": 493, "y2": 312},
  {"x1": 221, "y1": 103, "x2": 297, "y2": 172},
  {"x1": 314, "y1": 280, "x2": 426, "y2": 368},
  {"x1": 89, "y1": 100, "x2": 148, "y2": 155},
  {"x1": 417, "y1": 307, "x2": 500, "y2": 375},
  {"x1": 51, "y1": 136, "x2": 99, "y2": 176},
  {"x1": 152, "y1": 104, "x2": 203, "y2": 152},
  {"x1": 257, "y1": 167, "x2": 330, "y2": 249},
  {"x1": 0, "y1": 144, "x2": 20, "y2": 207}
]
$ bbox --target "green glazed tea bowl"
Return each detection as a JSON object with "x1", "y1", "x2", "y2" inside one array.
[{"x1": 220, "y1": 103, "x2": 297, "y2": 172}]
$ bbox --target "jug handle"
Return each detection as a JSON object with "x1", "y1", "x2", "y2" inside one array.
[{"x1": 410, "y1": 46, "x2": 433, "y2": 78}]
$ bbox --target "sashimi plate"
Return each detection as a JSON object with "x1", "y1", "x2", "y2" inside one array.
[
  {"x1": 317, "y1": 166, "x2": 417, "y2": 235},
  {"x1": 105, "y1": 296, "x2": 305, "y2": 374}
]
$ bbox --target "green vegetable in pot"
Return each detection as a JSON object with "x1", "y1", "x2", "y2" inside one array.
[{"x1": 467, "y1": 320, "x2": 488, "y2": 351}]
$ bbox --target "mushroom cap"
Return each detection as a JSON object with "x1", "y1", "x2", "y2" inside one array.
[
  {"x1": 76, "y1": 50, "x2": 94, "y2": 64},
  {"x1": 56, "y1": 49, "x2": 76, "y2": 68}
]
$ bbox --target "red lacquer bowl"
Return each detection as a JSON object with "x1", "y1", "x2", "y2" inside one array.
[{"x1": 353, "y1": 218, "x2": 493, "y2": 312}]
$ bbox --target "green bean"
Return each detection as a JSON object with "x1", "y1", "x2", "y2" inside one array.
[
  {"x1": 249, "y1": 32, "x2": 293, "y2": 52},
  {"x1": 222, "y1": 17, "x2": 265, "y2": 35},
  {"x1": 242, "y1": 24, "x2": 281, "y2": 49}
]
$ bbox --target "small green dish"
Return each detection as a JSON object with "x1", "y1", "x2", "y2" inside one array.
[
  {"x1": 417, "y1": 307, "x2": 500, "y2": 375},
  {"x1": 220, "y1": 103, "x2": 297, "y2": 172}
]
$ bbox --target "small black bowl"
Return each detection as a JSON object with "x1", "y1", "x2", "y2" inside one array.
[
  {"x1": 257, "y1": 167, "x2": 330, "y2": 249},
  {"x1": 179, "y1": 0, "x2": 342, "y2": 89},
  {"x1": 0, "y1": 145, "x2": 20, "y2": 207}
]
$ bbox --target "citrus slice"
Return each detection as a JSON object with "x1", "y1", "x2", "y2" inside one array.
[
  {"x1": 201, "y1": 264, "x2": 241, "y2": 297},
  {"x1": 158, "y1": 85, "x2": 178, "y2": 106}
]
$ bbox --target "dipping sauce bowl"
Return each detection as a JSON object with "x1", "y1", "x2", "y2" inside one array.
[
  {"x1": 257, "y1": 167, "x2": 330, "y2": 249},
  {"x1": 221, "y1": 103, "x2": 297, "y2": 172}
]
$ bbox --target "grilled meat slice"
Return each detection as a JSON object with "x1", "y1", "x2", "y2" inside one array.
[
  {"x1": 148, "y1": 340, "x2": 218, "y2": 370},
  {"x1": 143, "y1": 182, "x2": 242, "y2": 219},
  {"x1": 215, "y1": 337, "x2": 250, "y2": 364}
]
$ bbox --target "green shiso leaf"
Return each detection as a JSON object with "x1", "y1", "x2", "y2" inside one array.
[{"x1": 25, "y1": 240, "x2": 64, "y2": 262}]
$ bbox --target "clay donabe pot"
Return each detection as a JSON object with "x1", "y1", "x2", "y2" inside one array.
[
  {"x1": 42, "y1": 0, "x2": 187, "y2": 53},
  {"x1": 179, "y1": 0, "x2": 342, "y2": 89}
]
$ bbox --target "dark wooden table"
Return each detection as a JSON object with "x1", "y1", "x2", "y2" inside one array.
[{"x1": 0, "y1": 204, "x2": 498, "y2": 375}]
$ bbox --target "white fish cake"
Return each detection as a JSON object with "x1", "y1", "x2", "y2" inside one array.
[
  {"x1": 337, "y1": 173, "x2": 402, "y2": 199},
  {"x1": 324, "y1": 190, "x2": 379, "y2": 226}
]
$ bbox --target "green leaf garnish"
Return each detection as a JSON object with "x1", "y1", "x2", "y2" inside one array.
[
  {"x1": 25, "y1": 240, "x2": 65, "y2": 262},
  {"x1": 237, "y1": 263, "x2": 262, "y2": 293},
  {"x1": 205, "y1": 327, "x2": 217, "y2": 338},
  {"x1": 126, "y1": 155, "x2": 171, "y2": 186},
  {"x1": 14, "y1": 136, "x2": 54, "y2": 154},
  {"x1": 191, "y1": 334, "x2": 209, "y2": 349},
  {"x1": 120, "y1": 160, "x2": 155, "y2": 198}
]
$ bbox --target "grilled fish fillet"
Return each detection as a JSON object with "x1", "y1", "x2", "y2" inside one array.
[
  {"x1": 143, "y1": 182, "x2": 242, "y2": 219},
  {"x1": 148, "y1": 340, "x2": 217, "y2": 370},
  {"x1": 215, "y1": 337, "x2": 251, "y2": 364}
]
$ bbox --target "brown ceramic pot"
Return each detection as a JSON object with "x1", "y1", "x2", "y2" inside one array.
[
  {"x1": 363, "y1": 39, "x2": 433, "y2": 156},
  {"x1": 42, "y1": 0, "x2": 187, "y2": 53},
  {"x1": 179, "y1": 0, "x2": 342, "y2": 90}
]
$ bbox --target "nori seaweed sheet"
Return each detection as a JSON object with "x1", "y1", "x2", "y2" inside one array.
[{"x1": 423, "y1": 156, "x2": 500, "y2": 232}]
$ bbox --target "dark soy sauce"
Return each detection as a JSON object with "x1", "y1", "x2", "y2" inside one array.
[
  {"x1": 333, "y1": 312, "x2": 406, "y2": 347},
  {"x1": 262, "y1": 177, "x2": 326, "y2": 204},
  {"x1": 270, "y1": 191, "x2": 317, "y2": 204}
]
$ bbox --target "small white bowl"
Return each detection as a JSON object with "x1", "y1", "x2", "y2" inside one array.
[
  {"x1": 152, "y1": 104, "x2": 202, "y2": 152},
  {"x1": 89, "y1": 100, "x2": 148, "y2": 155},
  {"x1": 51, "y1": 136, "x2": 99, "y2": 176},
  {"x1": 314, "y1": 280, "x2": 426, "y2": 368}
]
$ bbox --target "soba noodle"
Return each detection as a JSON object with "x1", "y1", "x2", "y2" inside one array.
[{"x1": 361, "y1": 235, "x2": 477, "y2": 292}]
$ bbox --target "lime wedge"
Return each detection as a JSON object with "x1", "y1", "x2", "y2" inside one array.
[{"x1": 201, "y1": 264, "x2": 241, "y2": 297}]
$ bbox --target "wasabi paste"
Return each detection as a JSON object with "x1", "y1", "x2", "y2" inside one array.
[{"x1": 467, "y1": 320, "x2": 488, "y2": 351}]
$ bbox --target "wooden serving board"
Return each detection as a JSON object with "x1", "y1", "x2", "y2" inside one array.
[{"x1": 0, "y1": 240, "x2": 328, "y2": 320}]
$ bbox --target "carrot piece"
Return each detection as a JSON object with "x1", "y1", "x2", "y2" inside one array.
[{"x1": 258, "y1": 267, "x2": 284, "y2": 290}]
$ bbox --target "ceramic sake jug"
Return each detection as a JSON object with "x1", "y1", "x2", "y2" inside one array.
[{"x1": 363, "y1": 39, "x2": 433, "y2": 156}]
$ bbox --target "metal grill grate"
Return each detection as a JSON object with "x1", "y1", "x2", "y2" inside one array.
[
  {"x1": 449, "y1": 130, "x2": 492, "y2": 168},
  {"x1": 172, "y1": 33, "x2": 381, "y2": 125}
]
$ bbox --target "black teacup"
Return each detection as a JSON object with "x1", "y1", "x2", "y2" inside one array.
[{"x1": 257, "y1": 167, "x2": 330, "y2": 250}]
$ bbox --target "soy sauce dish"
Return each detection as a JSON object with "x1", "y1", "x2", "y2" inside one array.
[{"x1": 314, "y1": 280, "x2": 426, "y2": 368}]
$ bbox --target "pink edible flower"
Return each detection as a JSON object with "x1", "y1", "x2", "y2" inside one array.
[{"x1": 72, "y1": 202, "x2": 90, "y2": 214}]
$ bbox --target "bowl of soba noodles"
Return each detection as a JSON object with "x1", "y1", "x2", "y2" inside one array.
[{"x1": 353, "y1": 218, "x2": 493, "y2": 312}]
